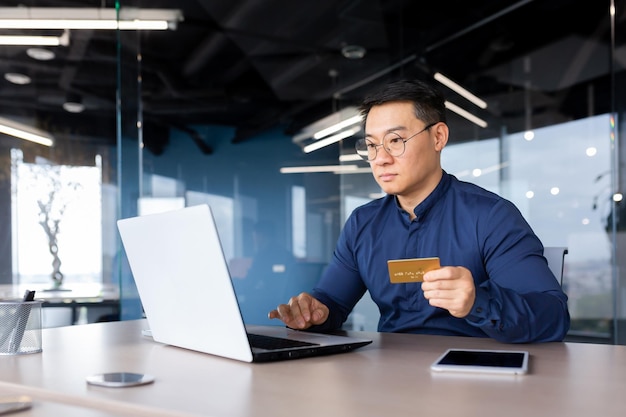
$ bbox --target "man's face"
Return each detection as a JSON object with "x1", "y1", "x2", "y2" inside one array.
[{"x1": 364, "y1": 101, "x2": 446, "y2": 198}]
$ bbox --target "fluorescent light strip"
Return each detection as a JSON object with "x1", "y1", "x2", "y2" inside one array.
[
  {"x1": 445, "y1": 101, "x2": 488, "y2": 128},
  {"x1": 313, "y1": 114, "x2": 362, "y2": 139},
  {"x1": 434, "y1": 72, "x2": 487, "y2": 109},
  {"x1": 280, "y1": 165, "x2": 359, "y2": 174},
  {"x1": 0, "y1": 117, "x2": 54, "y2": 147},
  {"x1": 304, "y1": 127, "x2": 360, "y2": 153},
  {"x1": 0, "y1": 19, "x2": 169, "y2": 30},
  {"x1": 333, "y1": 167, "x2": 372, "y2": 174},
  {"x1": 339, "y1": 153, "x2": 362, "y2": 162},
  {"x1": 0, "y1": 30, "x2": 69, "y2": 46},
  {"x1": 0, "y1": 35, "x2": 65, "y2": 46},
  {"x1": 0, "y1": 8, "x2": 182, "y2": 30}
]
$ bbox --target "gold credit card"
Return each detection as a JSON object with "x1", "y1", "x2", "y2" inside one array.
[{"x1": 388, "y1": 257, "x2": 440, "y2": 283}]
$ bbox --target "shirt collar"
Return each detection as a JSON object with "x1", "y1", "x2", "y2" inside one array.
[{"x1": 392, "y1": 170, "x2": 452, "y2": 220}]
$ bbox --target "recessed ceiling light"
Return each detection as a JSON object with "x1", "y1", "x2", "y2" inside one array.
[
  {"x1": 63, "y1": 93, "x2": 85, "y2": 113},
  {"x1": 63, "y1": 102, "x2": 85, "y2": 113},
  {"x1": 26, "y1": 47, "x2": 55, "y2": 61},
  {"x1": 341, "y1": 45, "x2": 366, "y2": 60},
  {"x1": 4, "y1": 72, "x2": 31, "y2": 85}
]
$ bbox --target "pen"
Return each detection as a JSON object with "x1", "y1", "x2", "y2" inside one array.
[
  {"x1": 8, "y1": 290, "x2": 36, "y2": 353},
  {"x1": 0, "y1": 292, "x2": 29, "y2": 349}
]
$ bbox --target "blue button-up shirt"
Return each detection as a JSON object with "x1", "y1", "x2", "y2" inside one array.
[{"x1": 311, "y1": 172, "x2": 570, "y2": 343}]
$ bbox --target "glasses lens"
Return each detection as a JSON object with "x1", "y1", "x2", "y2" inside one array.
[
  {"x1": 384, "y1": 132, "x2": 406, "y2": 157},
  {"x1": 355, "y1": 138, "x2": 375, "y2": 161}
]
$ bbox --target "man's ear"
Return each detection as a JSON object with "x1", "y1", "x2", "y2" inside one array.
[{"x1": 433, "y1": 122, "x2": 449, "y2": 151}]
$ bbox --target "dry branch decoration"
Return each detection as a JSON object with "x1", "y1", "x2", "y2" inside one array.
[{"x1": 30, "y1": 163, "x2": 82, "y2": 289}]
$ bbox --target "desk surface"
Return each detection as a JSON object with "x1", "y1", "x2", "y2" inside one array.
[
  {"x1": 0, "y1": 396, "x2": 122, "y2": 417},
  {"x1": 1, "y1": 319, "x2": 626, "y2": 417}
]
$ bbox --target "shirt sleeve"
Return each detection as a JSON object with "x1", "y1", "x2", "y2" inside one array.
[
  {"x1": 308, "y1": 214, "x2": 369, "y2": 333},
  {"x1": 464, "y1": 199, "x2": 570, "y2": 343}
]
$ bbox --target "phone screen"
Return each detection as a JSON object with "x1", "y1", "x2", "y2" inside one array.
[
  {"x1": 431, "y1": 349, "x2": 529, "y2": 374},
  {"x1": 439, "y1": 350, "x2": 525, "y2": 367}
]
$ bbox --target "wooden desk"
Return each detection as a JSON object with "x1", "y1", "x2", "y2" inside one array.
[{"x1": 1, "y1": 319, "x2": 626, "y2": 417}]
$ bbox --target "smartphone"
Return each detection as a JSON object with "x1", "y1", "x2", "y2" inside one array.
[
  {"x1": 86, "y1": 372, "x2": 155, "y2": 388},
  {"x1": 430, "y1": 348, "x2": 529, "y2": 375}
]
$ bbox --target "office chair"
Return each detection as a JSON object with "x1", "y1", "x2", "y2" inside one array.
[{"x1": 543, "y1": 247, "x2": 568, "y2": 286}]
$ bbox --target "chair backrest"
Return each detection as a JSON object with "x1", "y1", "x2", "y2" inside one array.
[{"x1": 543, "y1": 247, "x2": 568, "y2": 286}]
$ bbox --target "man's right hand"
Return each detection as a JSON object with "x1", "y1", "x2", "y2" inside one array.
[{"x1": 268, "y1": 292, "x2": 329, "y2": 329}]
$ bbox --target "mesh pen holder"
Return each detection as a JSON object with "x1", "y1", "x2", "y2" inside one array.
[{"x1": 0, "y1": 300, "x2": 43, "y2": 355}]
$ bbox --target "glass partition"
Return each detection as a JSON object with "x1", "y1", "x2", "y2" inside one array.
[
  {"x1": 343, "y1": 115, "x2": 616, "y2": 341},
  {"x1": 0, "y1": 3, "x2": 118, "y2": 291},
  {"x1": 115, "y1": 2, "x2": 625, "y2": 343}
]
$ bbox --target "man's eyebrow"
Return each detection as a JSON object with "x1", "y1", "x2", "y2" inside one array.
[{"x1": 364, "y1": 126, "x2": 408, "y2": 138}]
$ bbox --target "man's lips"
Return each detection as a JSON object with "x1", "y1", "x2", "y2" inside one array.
[{"x1": 378, "y1": 172, "x2": 396, "y2": 181}]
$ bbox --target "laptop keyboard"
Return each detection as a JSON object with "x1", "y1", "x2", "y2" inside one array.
[{"x1": 248, "y1": 333, "x2": 319, "y2": 350}]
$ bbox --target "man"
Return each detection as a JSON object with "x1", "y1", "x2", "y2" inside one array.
[{"x1": 269, "y1": 79, "x2": 570, "y2": 343}]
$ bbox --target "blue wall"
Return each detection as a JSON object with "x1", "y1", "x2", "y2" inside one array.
[{"x1": 119, "y1": 123, "x2": 342, "y2": 325}]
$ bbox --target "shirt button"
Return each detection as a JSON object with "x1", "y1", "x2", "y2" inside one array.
[{"x1": 475, "y1": 307, "x2": 483, "y2": 313}]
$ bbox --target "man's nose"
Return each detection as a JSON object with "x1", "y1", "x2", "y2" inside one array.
[{"x1": 372, "y1": 145, "x2": 393, "y2": 163}]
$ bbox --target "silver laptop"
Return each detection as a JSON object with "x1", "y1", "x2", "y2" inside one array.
[{"x1": 117, "y1": 204, "x2": 372, "y2": 363}]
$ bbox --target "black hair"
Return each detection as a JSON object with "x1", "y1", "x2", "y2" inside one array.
[{"x1": 359, "y1": 79, "x2": 447, "y2": 126}]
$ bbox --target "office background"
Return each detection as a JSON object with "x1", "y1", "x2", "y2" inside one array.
[{"x1": 0, "y1": 0, "x2": 625, "y2": 343}]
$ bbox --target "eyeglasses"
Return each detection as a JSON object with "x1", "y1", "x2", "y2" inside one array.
[{"x1": 355, "y1": 122, "x2": 439, "y2": 161}]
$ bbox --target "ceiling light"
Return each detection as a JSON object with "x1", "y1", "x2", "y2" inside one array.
[
  {"x1": 292, "y1": 106, "x2": 363, "y2": 153},
  {"x1": 434, "y1": 72, "x2": 487, "y2": 109},
  {"x1": 280, "y1": 165, "x2": 359, "y2": 174},
  {"x1": 294, "y1": 106, "x2": 363, "y2": 153},
  {"x1": 336, "y1": 167, "x2": 372, "y2": 174},
  {"x1": 0, "y1": 116, "x2": 54, "y2": 147},
  {"x1": 313, "y1": 114, "x2": 363, "y2": 139},
  {"x1": 339, "y1": 154, "x2": 362, "y2": 162},
  {"x1": 445, "y1": 100, "x2": 488, "y2": 128},
  {"x1": 0, "y1": 7, "x2": 183, "y2": 31},
  {"x1": 63, "y1": 102, "x2": 84, "y2": 113},
  {"x1": 303, "y1": 127, "x2": 361, "y2": 154},
  {"x1": 63, "y1": 93, "x2": 85, "y2": 113},
  {"x1": 26, "y1": 48, "x2": 56, "y2": 61},
  {"x1": 4, "y1": 72, "x2": 31, "y2": 85},
  {"x1": 0, "y1": 31, "x2": 68, "y2": 46},
  {"x1": 293, "y1": 106, "x2": 363, "y2": 143},
  {"x1": 341, "y1": 45, "x2": 366, "y2": 59}
]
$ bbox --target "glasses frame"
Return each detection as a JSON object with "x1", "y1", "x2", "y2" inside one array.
[{"x1": 355, "y1": 121, "x2": 439, "y2": 161}]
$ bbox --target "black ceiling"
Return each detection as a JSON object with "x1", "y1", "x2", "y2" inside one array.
[{"x1": 0, "y1": 0, "x2": 622, "y2": 152}]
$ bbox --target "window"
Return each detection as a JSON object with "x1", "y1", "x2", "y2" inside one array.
[{"x1": 11, "y1": 149, "x2": 102, "y2": 287}]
